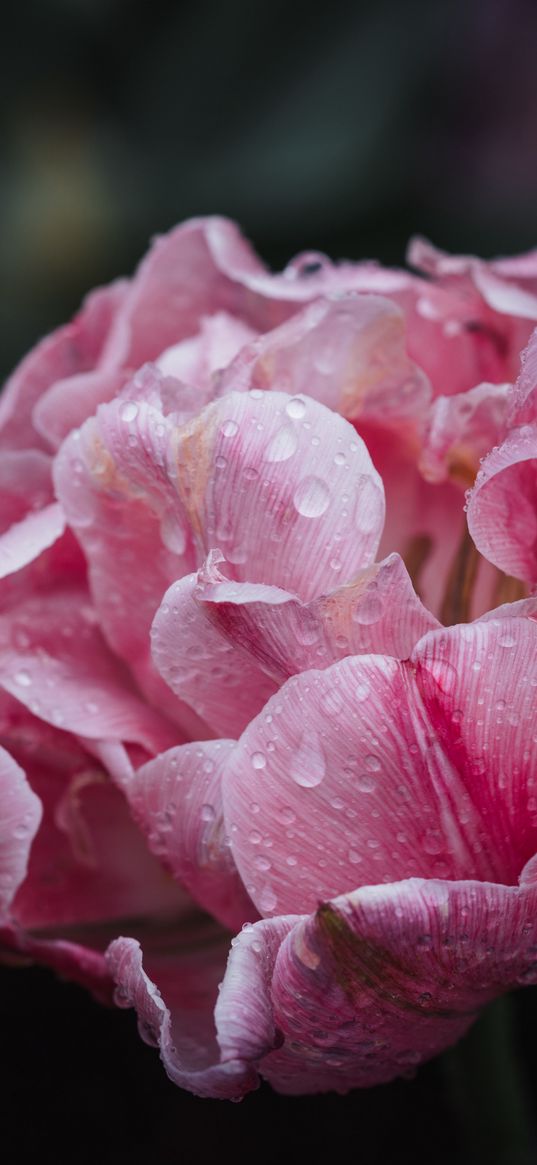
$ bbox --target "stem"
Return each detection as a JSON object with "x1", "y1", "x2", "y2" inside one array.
[{"x1": 443, "y1": 995, "x2": 535, "y2": 1165}]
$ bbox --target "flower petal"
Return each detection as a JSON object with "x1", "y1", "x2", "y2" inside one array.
[
  {"x1": 261, "y1": 878, "x2": 537, "y2": 1094},
  {"x1": 106, "y1": 911, "x2": 298, "y2": 1099},
  {"x1": 223, "y1": 617, "x2": 537, "y2": 916},
  {"x1": 127, "y1": 739, "x2": 256, "y2": 930},
  {"x1": 0, "y1": 503, "x2": 66, "y2": 581},
  {"x1": 0, "y1": 744, "x2": 42, "y2": 920},
  {"x1": 215, "y1": 295, "x2": 430, "y2": 442},
  {"x1": 196, "y1": 550, "x2": 439, "y2": 682},
  {"x1": 467, "y1": 423, "x2": 537, "y2": 582},
  {"x1": 420, "y1": 382, "x2": 510, "y2": 485},
  {"x1": 151, "y1": 573, "x2": 277, "y2": 736},
  {"x1": 0, "y1": 281, "x2": 127, "y2": 451},
  {"x1": 0, "y1": 590, "x2": 177, "y2": 754},
  {"x1": 174, "y1": 390, "x2": 384, "y2": 600}
]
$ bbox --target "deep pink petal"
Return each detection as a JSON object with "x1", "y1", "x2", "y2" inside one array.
[
  {"x1": 0, "y1": 744, "x2": 42, "y2": 920},
  {"x1": 0, "y1": 698, "x2": 185, "y2": 933},
  {"x1": 261, "y1": 879, "x2": 537, "y2": 1094},
  {"x1": 223, "y1": 618, "x2": 537, "y2": 916},
  {"x1": 106, "y1": 912, "x2": 298, "y2": 1099},
  {"x1": 175, "y1": 390, "x2": 384, "y2": 600},
  {"x1": 127, "y1": 739, "x2": 256, "y2": 930},
  {"x1": 151, "y1": 574, "x2": 277, "y2": 737},
  {"x1": 0, "y1": 923, "x2": 114, "y2": 1004}
]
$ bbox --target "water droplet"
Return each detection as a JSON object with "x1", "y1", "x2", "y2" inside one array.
[
  {"x1": 355, "y1": 681, "x2": 370, "y2": 702},
  {"x1": 352, "y1": 596, "x2": 384, "y2": 625},
  {"x1": 294, "y1": 476, "x2": 330, "y2": 518},
  {"x1": 249, "y1": 829, "x2": 262, "y2": 845},
  {"x1": 265, "y1": 425, "x2": 298, "y2": 462},
  {"x1": 120, "y1": 401, "x2": 139, "y2": 423},
  {"x1": 422, "y1": 830, "x2": 444, "y2": 855},
  {"x1": 356, "y1": 773, "x2": 377, "y2": 793},
  {"x1": 200, "y1": 804, "x2": 216, "y2": 823},
  {"x1": 215, "y1": 455, "x2": 227, "y2": 470},
  {"x1": 254, "y1": 855, "x2": 271, "y2": 872},
  {"x1": 285, "y1": 397, "x2": 306, "y2": 420},
  {"x1": 348, "y1": 849, "x2": 362, "y2": 864},
  {"x1": 334, "y1": 452, "x2": 346, "y2": 466},
  {"x1": 291, "y1": 731, "x2": 326, "y2": 788},
  {"x1": 251, "y1": 752, "x2": 266, "y2": 770},
  {"x1": 258, "y1": 886, "x2": 277, "y2": 913},
  {"x1": 277, "y1": 806, "x2": 296, "y2": 825},
  {"x1": 365, "y1": 754, "x2": 382, "y2": 771},
  {"x1": 221, "y1": 419, "x2": 239, "y2": 438}
]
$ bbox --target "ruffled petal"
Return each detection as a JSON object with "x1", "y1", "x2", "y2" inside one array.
[
  {"x1": 151, "y1": 573, "x2": 277, "y2": 737},
  {"x1": 157, "y1": 312, "x2": 256, "y2": 390},
  {"x1": 106, "y1": 912, "x2": 298, "y2": 1099},
  {"x1": 195, "y1": 550, "x2": 439, "y2": 682},
  {"x1": 261, "y1": 878, "x2": 537, "y2": 1094},
  {"x1": 126, "y1": 739, "x2": 256, "y2": 930}
]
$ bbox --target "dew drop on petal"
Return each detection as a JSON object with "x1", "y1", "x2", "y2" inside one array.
[
  {"x1": 266, "y1": 425, "x2": 298, "y2": 463},
  {"x1": 119, "y1": 401, "x2": 139, "y2": 423},
  {"x1": 285, "y1": 397, "x2": 306, "y2": 420},
  {"x1": 293, "y1": 476, "x2": 330, "y2": 518}
]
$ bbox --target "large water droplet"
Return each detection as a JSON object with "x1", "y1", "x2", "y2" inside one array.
[
  {"x1": 14, "y1": 669, "x2": 32, "y2": 687},
  {"x1": 293, "y1": 476, "x2": 330, "y2": 518},
  {"x1": 221, "y1": 419, "x2": 239, "y2": 438},
  {"x1": 251, "y1": 752, "x2": 266, "y2": 770},
  {"x1": 285, "y1": 397, "x2": 306, "y2": 420},
  {"x1": 291, "y1": 731, "x2": 326, "y2": 788},
  {"x1": 266, "y1": 425, "x2": 298, "y2": 463}
]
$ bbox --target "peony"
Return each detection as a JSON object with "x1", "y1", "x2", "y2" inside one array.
[{"x1": 1, "y1": 218, "x2": 537, "y2": 1098}]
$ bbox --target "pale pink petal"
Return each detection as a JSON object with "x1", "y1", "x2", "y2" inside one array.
[
  {"x1": 261, "y1": 879, "x2": 537, "y2": 1094},
  {"x1": 0, "y1": 280, "x2": 127, "y2": 450},
  {"x1": 0, "y1": 503, "x2": 66, "y2": 580},
  {"x1": 420, "y1": 382, "x2": 510, "y2": 485},
  {"x1": 0, "y1": 590, "x2": 177, "y2": 754},
  {"x1": 175, "y1": 390, "x2": 384, "y2": 600},
  {"x1": 223, "y1": 618, "x2": 537, "y2": 916},
  {"x1": 34, "y1": 369, "x2": 130, "y2": 449},
  {"x1": 409, "y1": 236, "x2": 537, "y2": 319},
  {"x1": 215, "y1": 295, "x2": 430, "y2": 442},
  {"x1": 157, "y1": 312, "x2": 257, "y2": 391},
  {"x1": 196, "y1": 550, "x2": 439, "y2": 682},
  {"x1": 127, "y1": 739, "x2": 256, "y2": 930},
  {"x1": 508, "y1": 327, "x2": 537, "y2": 426},
  {"x1": 106, "y1": 912, "x2": 298, "y2": 1099},
  {"x1": 53, "y1": 400, "x2": 204, "y2": 736},
  {"x1": 0, "y1": 744, "x2": 42, "y2": 920},
  {"x1": 466, "y1": 423, "x2": 537, "y2": 582},
  {"x1": 99, "y1": 218, "x2": 271, "y2": 370},
  {"x1": 151, "y1": 574, "x2": 277, "y2": 737}
]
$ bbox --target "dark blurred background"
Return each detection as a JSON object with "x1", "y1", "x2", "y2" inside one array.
[
  {"x1": 2, "y1": 1, "x2": 537, "y2": 1161},
  {"x1": 2, "y1": 0, "x2": 537, "y2": 379}
]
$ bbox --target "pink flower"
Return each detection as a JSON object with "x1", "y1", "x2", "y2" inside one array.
[{"x1": 1, "y1": 219, "x2": 537, "y2": 1099}]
